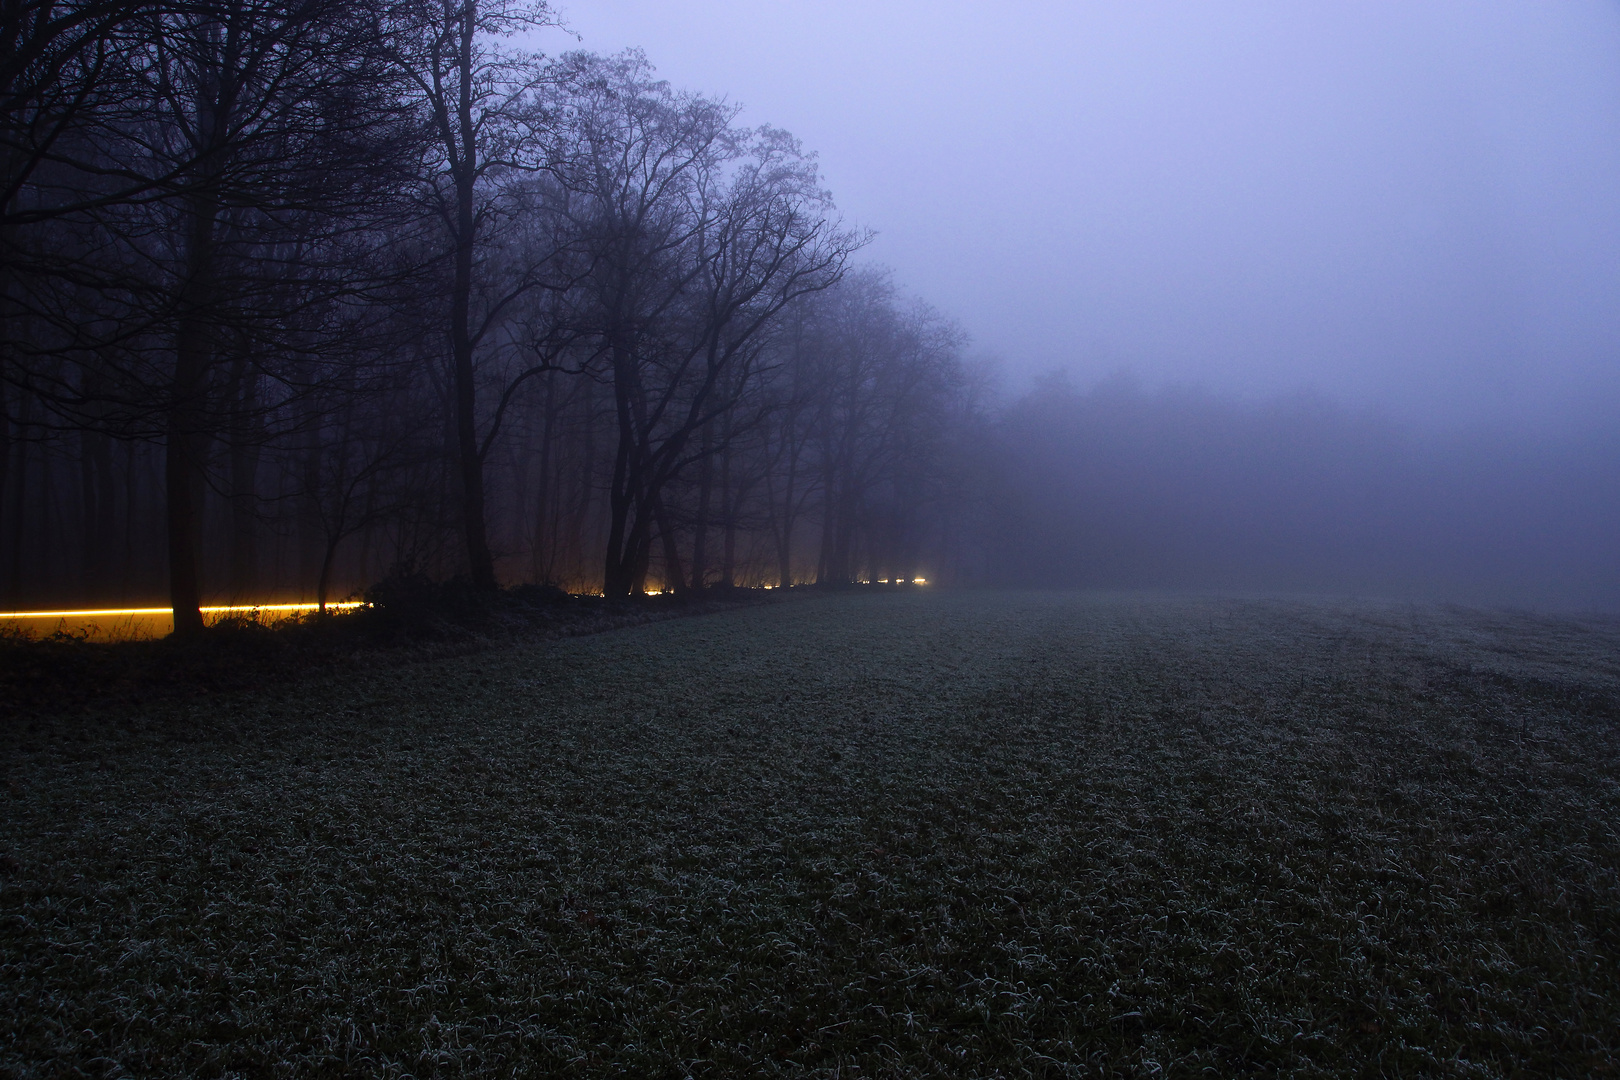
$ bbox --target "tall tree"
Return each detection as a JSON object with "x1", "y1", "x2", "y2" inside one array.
[
  {"x1": 389, "y1": 0, "x2": 559, "y2": 590},
  {"x1": 0, "y1": 30, "x2": 982, "y2": 613},
  {"x1": 557, "y1": 52, "x2": 855, "y2": 597},
  {"x1": 107, "y1": 0, "x2": 411, "y2": 632}
]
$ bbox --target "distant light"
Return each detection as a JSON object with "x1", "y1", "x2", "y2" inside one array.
[
  {"x1": 913, "y1": 578, "x2": 928, "y2": 584},
  {"x1": 202, "y1": 602, "x2": 365, "y2": 613},
  {"x1": 0, "y1": 601, "x2": 365, "y2": 620},
  {"x1": 0, "y1": 607, "x2": 169, "y2": 619}
]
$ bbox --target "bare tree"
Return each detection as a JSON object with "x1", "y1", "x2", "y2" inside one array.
[
  {"x1": 554, "y1": 52, "x2": 855, "y2": 596},
  {"x1": 386, "y1": 0, "x2": 566, "y2": 590},
  {"x1": 1, "y1": 28, "x2": 983, "y2": 616}
]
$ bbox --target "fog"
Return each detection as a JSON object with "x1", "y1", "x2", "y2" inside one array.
[
  {"x1": 984, "y1": 377, "x2": 1620, "y2": 609},
  {"x1": 546, "y1": 1, "x2": 1620, "y2": 610},
  {"x1": 4, "y1": 1, "x2": 1619, "y2": 618},
  {"x1": 549, "y1": 1, "x2": 1620, "y2": 432}
]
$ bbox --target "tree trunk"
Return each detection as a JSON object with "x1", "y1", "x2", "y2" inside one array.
[
  {"x1": 629, "y1": 514, "x2": 654, "y2": 595},
  {"x1": 298, "y1": 433, "x2": 324, "y2": 592},
  {"x1": 1, "y1": 224, "x2": 14, "y2": 580},
  {"x1": 0, "y1": 337, "x2": 10, "y2": 591},
  {"x1": 450, "y1": 175, "x2": 496, "y2": 589},
  {"x1": 228, "y1": 364, "x2": 261, "y2": 595},
  {"x1": 564, "y1": 379, "x2": 595, "y2": 589},
  {"x1": 317, "y1": 533, "x2": 342, "y2": 614},
  {"x1": 815, "y1": 472, "x2": 837, "y2": 585},
  {"x1": 449, "y1": 15, "x2": 496, "y2": 591},
  {"x1": 777, "y1": 429, "x2": 801, "y2": 589},
  {"x1": 603, "y1": 439, "x2": 634, "y2": 597},
  {"x1": 79, "y1": 426, "x2": 116, "y2": 601},
  {"x1": 719, "y1": 435, "x2": 737, "y2": 588},
  {"x1": 121, "y1": 439, "x2": 138, "y2": 600},
  {"x1": 653, "y1": 491, "x2": 683, "y2": 597},
  {"x1": 6, "y1": 411, "x2": 25, "y2": 607},
  {"x1": 602, "y1": 349, "x2": 640, "y2": 597},
  {"x1": 167, "y1": 193, "x2": 217, "y2": 637},
  {"x1": 164, "y1": 416, "x2": 206, "y2": 634},
  {"x1": 531, "y1": 370, "x2": 556, "y2": 583},
  {"x1": 40, "y1": 443, "x2": 62, "y2": 597},
  {"x1": 79, "y1": 433, "x2": 96, "y2": 597},
  {"x1": 688, "y1": 418, "x2": 713, "y2": 593}
]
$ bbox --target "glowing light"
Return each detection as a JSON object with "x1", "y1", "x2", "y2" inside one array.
[
  {"x1": 0, "y1": 601, "x2": 365, "y2": 620},
  {"x1": 912, "y1": 578, "x2": 928, "y2": 584}
]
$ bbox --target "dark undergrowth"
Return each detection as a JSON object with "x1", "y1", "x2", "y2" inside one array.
[
  {"x1": 3, "y1": 591, "x2": 1619, "y2": 1077},
  {"x1": 0, "y1": 575, "x2": 777, "y2": 726}
]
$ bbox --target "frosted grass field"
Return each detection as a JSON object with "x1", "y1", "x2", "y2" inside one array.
[{"x1": 3, "y1": 591, "x2": 1618, "y2": 1077}]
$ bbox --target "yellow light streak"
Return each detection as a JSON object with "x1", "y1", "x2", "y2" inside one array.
[{"x1": 0, "y1": 601, "x2": 364, "y2": 620}]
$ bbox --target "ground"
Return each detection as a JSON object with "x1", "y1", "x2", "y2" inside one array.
[{"x1": 3, "y1": 590, "x2": 1619, "y2": 1078}]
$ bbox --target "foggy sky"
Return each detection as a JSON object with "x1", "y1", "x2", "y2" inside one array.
[{"x1": 540, "y1": 1, "x2": 1620, "y2": 432}]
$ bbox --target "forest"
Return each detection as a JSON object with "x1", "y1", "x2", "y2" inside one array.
[
  {"x1": 1, "y1": 0, "x2": 988, "y2": 632},
  {"x1": 6, "y1": 0, "x2": 1619, "y2": 630}
]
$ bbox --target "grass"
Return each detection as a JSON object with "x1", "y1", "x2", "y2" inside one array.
[
  {"x1": 0, "y1": 579, "x2": 754, "y2": 726},
  {"x1": 3, "y1": 590, "x2": 1618, "y2": 1077}
]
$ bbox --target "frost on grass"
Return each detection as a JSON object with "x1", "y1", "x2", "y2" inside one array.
[{"x1": 3, "y1": 592, "x2": 1618, "y2": 1077}]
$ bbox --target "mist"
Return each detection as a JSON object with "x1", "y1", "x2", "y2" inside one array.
[
  {"x1": 544, "y1": 0, "x2": 1620, "y2": 610},
  {"x1": 10, "y1": 6, "x2": 1620, "y2": 1065},
  {"x1": 3, "y1": 0, "x2": 1619, "y2": 619},
  {"x1": 551, "y1": 0, "x2": 1620, "y2": 433},
  {"x1": 983, "y1": 374, "x2": 1620, "y2": 610}
]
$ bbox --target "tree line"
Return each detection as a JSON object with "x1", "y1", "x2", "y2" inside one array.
[
  {"x1": 985, "y1": 374, "x2": 1620, "y2": 610},
  {"x1": 1, "y1": 0, "x2": 982, "y2": 631}
]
